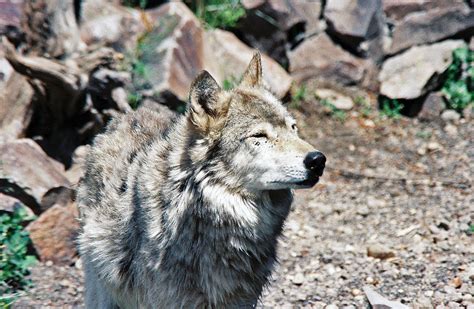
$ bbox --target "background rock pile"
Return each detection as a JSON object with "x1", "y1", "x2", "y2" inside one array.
[{"x1": 0, "y1": 0, "x2": 472, "y2": 307}]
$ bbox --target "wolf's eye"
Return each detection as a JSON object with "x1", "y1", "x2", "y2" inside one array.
[
  {"x1": 250, "y1": 132, "x2": 268, "y2": 139},
  {"x1": 291, "y1": 124, "x2": 298, "y2": 131}
]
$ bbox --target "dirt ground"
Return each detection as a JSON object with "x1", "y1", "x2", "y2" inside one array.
[{"x1": 13, "y1": 99, "x2": 473, "y2": 308}]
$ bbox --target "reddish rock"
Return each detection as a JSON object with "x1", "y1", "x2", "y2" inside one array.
[
  {"x1": 0, "y1": 0, "x2": 23, "y2": 30},
  {"x1": 383, "y1": 0, "x2": 465, "y2": 21},
  {"x1": 288, "y1": 33, "x2": 368, "y2": 86},
  {"x1": 0, "y1": 71, "x2": 34, "y2": 140},
  {"x1": 390, "y1": 5, "x2": 474, "y2": 54},
  {"x1": 204, "y1": 29, "x2": 292, "y2": 98},
  {"x1": 0, "y1": 139, "x2": 70, "y2": 213},
  {"x1": 130, "y1": 2, "x2": 291, "y2": 107},
  {"x1": 135, "y1": 2, "x2": 204, "y2": 109},
  {"x1": 26, "y1": 202, "x2": 80, "y2": 265}
]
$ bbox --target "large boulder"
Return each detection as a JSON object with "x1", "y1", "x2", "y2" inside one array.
[
  {"x1": 0, "y1": 193, "x2": 34, "y2": 217},
  {"x1": 379, "y1": 40, "x2": 466, "y2": 100},
  {"x1": 0, "y1": 139, "x2": 71, "y2": 214},
  {"x1": 80, "y1": 0, "x2": 145, "y2": 51},
  {"x1": 324, "y1": 0, "x2": 384, "y2": 54},
  {"x1": 288, "y1": 32, "x2": 368, "y2": 86},
  {"x1": 204, "y1": 29, "x2": 292, "y2": 98},
  {"x1": 132, "y1": 2, "x2": 205, "y2": 109},
  {"x1": 0, "y1": 71, "x2": 34, "y2": 140},
  {"x1": 0, "y1": 0, "x2": 23, "y2": 35},
  {"x1": 236, "y1": 0, "x2": 323, "y2": 66},
  {"x1": 389, "y1": 5, "x2": 474, "y2": 54},
  {"x1": 131, "y1": 2, "x2": 291, "y2": 108},
  {"x1": 383, "y1": 0, "x2": 465, "y2": 21},
  {"x1": 26, "y1": 201, "x2": 79, "y2": 265}
]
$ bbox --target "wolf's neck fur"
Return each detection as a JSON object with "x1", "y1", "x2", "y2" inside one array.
[{"x1": 132, "y1": 116, "x2": 293, "y2": 305}]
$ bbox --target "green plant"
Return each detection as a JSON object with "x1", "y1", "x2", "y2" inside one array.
[
  {"x1": 222, "y1": 75, "x2": 240, "y2": 91},
  {"x1": 354, "y1": 96, "x2": 372, "y2": 117},
  {"x1": 123, "y1": 0, "x2": 148, "y2": 9},
  {"x1": 442, "y1": 47, "x2": 474, "y2": 112},
  {"x1": 186, "y1": 0, "x2": 246, "y2": 29},
  {"x1": 288, "y1": 85, "x2": 307, "y2": 109},
  {"x1": 380, "y1": 98, "x2": 403, "y2": 119},
  {"x1": 0, "y1": 207, "x2": 37, "y2": 307},
  {"x1": 320, "y1": 98, "x2": 347, "y2": 121}
]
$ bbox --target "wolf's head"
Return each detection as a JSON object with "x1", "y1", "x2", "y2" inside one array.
[{"x1": 187, "y1": 52, "x2": 325, "y2": 191}]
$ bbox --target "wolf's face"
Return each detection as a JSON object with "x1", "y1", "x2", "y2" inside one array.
[{"x1": 188, "y1": 52, "x2": 325, "y2": 191}]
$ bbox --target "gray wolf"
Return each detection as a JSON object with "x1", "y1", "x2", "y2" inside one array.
[{"x1": 77, "y1": 52, "x2": 326, "y2": 308}]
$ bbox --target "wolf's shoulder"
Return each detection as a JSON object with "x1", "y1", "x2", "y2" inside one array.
[{"x1": 77, "y1": 107, "x2": 174, "y2": 211}]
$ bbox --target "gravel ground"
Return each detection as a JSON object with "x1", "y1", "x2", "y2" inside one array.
[{"x1": 13, "y1": 100, "x2": 474, "y2": 308}]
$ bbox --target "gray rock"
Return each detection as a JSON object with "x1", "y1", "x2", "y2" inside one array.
[
  {"x1": 238, "y1": 0, "x2": 323, "y2": 66},
  {"x1": 0, "y1": 193, "x2": 34, "y2": 216},
  {"x1": 418, "y1": 92, "x2": 446, "y2": 121},
  {"x1": 441, "y1": 110, "x2": 461, "y2": 122},
  {"x1": 289, "y1": 33, "x2": 368, "y2": 86},
  {"x1": 315, "y1": 89, "x2": 354, "y2": 111},
  {"x1": 379, "y1": 40, "x2": 466, "y2": 100},
  {"x1": 80, "y1": 0, "x2": 145, "y2": 51},
  {"x1": 390, "y1": 5, "x2": 474, "y2": 54},
  {"x1": 203, "y1": 29, "x2": 292, "y2": 99},
  {"x1": 324, "y1": 0, "x2": 384, "y2": 50}
]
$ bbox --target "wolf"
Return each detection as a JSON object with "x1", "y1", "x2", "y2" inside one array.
[{"x1": 77, "y1": 52, "x2": 326, "y2": 308}]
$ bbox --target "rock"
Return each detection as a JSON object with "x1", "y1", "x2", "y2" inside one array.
[
  {"x1": 80, "y1": 0, "x2": 145, "y2": 51},
  {"x1": 390, "y1": 5, "x2": 474, "y2": 54},
  {"x1": 203, "y1": 29, "x2": 292, "y2": 98},
  {"x1": 88, "y1": 68, "x2": 132, "y2": 112},
  {"x1": 418, "y1": 92, "x2": 446, "y2": 121},
  {"x1": 0, "y1": 0, "x2": 23, "y2": 31},
  {"x1": 0, "y1": 72, "x2": 34, "y2": 141},
  {"x1": 383, "y1": 0, "x2": 465, "y2": 21},
  {"x1": 131, "y1": 2, "x2": 204, "y2": 109},
  {"x1": 0, "y1": 139, "x2": 70, "y2": 214},
  {"x1": 324, "y1": 0, "x2": 384, "y2": 54},
  {"x1": 315, "y1": 89, "x2": 354, "y2": 111},
  {"x1": 289, "y1": 33, "x2": 368, "y2": 86},
  {"x1": 237, "y1": 0, "x2": 323, "y2": 65},
  {"x1": 325, "y1": 305, "x2": 338, "y2": 309},
  {"x1": 379, "y1": 40, "x2": 466, "y2": 100},
  {"x1": 441, "y1": 110, "x2": 461, "y2": 122},
  {"x1": 129, "y1": 2, "x2": 291, "y2": 108},
  {"x1": 364, "y1": 286, "x2": 410, "y2": 309},
  {"x1": 367, "y1": 244, "x2": 395, "y2": 259},
  {"x1": 291, "y1": 272, "x2": 305, "y2": 285},
  {"x1": 65, "y1": 145, "x2": 89, "y2": 185},
  {"x1": 450, "y1": 277, "x2": 462, "y2": 288},
  {"x1": 0, "y1": 193, "x2": 34, "y2": 217},
  {"x1": 26, "y1": 201, "x2": 79, "y2": 265}
]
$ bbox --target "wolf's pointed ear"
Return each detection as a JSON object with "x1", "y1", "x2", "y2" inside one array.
[
  {"x1": 240, "y1": 51, "x2": 263, "y2": 88},
  {"x1": 189, "y1": 71, "x2": 225, "y2": 131}
]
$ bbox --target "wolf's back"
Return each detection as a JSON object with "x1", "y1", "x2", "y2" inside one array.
[{"x1": 77, "y1": 108, "x2": 171, "y2": 215}]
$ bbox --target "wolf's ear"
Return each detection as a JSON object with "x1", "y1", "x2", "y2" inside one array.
[
  {"x1": 189, "y1": 71, "x2": 225, "y2": 131},
  {"x1": 240, "y1": 51, "x2": 263, "y2": 88}
]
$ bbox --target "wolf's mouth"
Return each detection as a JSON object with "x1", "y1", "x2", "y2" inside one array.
[{"x1": 294, "y1": 177, "x2": 319, "y2": 187}]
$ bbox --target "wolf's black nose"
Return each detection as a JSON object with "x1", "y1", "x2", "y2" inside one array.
[{"x1": 304, "y1": 151, "x2": 326, "y2": 176}]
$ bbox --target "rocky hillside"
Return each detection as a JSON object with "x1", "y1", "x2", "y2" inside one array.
[{"x1": 0, "y1": 0, "x2": 473, "y2": 307}]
